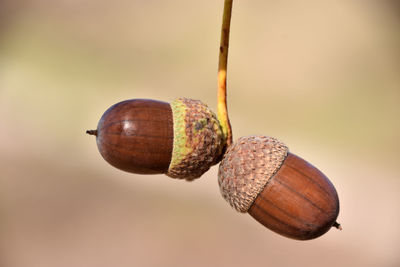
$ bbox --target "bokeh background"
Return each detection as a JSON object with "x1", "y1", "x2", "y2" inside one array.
[{"x1": 1, "y1": 1, "x2": 399, "y2": 266}]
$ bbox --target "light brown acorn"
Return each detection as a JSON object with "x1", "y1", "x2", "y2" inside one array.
[
  {"x1": 87, "y1": 98, "x2": 225, "y2": 180},
  {"x1": 218, "y1": 135, "x2": 340, "y2": 240}
]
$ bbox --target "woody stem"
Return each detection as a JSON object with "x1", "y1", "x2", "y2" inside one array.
[{"x1": 217, "y1": 0, "x2": 233, "y2": 147}]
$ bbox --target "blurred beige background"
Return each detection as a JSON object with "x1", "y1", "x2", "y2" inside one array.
[{"x1": 1, "y1": 1, "x2": 399, "y2": 266}]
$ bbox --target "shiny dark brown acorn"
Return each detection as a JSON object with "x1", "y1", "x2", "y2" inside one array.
[
  {"x1": 218, "y1": 135, "x2": 340, "y2": 240},
  {"x1": 87, "y1": 98, "x2": 225, "y2": 180}
]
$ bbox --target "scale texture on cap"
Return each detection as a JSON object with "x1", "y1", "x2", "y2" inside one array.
[
  {"x1": 167, "y1": 98, "x2": 225, "y2": 180},
  {"x1": 218, "y1": 135, "x2": 288, "y2": 212}
]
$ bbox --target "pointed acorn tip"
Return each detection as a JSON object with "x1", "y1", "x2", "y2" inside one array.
[
  {"x1": 333, "y1": 221, "x2": 342, "y2": 230},
  {"x1": 86, "y1": 130, "x2": 98, "y2": 136}
]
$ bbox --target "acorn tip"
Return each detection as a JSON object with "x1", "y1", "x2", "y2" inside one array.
[
  {"x1": 333, "y1": 221, "x2": 342, "y2": 230},
  {"x1": 86, "y1": 130, "x2": 97, "y2": 136}
]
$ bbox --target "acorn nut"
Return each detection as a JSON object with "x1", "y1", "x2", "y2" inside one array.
[
  {"x1": 87, "y1": 98, "x2": 225, "y2": 180},
  {"x1": 218, "y1": 135, "x2": 340, "y2": 240}
]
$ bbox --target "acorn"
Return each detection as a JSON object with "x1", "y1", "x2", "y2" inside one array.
[
  {"x1": 87, "y1": 98, "x2": 225, "y2": 180},
  {"x1": 218, "y1": 135, "x2": 340, "y2": 240}
]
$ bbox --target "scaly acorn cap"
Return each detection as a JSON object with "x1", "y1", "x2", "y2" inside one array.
[
  {"x1": 167, "y1": 98, "x2": 225, "y2": 180},
  {"x1": 218, "y1": 135, "x2": 288, "y2": 212}
]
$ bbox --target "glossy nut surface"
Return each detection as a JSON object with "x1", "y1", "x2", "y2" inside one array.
[
  {"x1": 95, "y1": 99, "x2": 173, "y2": 174},
  {"x1": 248, "y1": 153, "x2": 340, "y2": 240}
]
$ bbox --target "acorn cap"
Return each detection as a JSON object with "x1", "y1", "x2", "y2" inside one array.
[
  {"x1": 167, "y1": 98, "x2": 225, "y2": 180},
  {"x1": 218, "y1": 135, "x2": 288, "y2": 212}
]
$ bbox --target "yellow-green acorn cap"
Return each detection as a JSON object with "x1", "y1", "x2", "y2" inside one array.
[
  {"x1": 218, "y1": 135, "x2": 288, "y2": 212},
  {"x1": 167, "y1": 98, "x2": 225, "y2": 180}
]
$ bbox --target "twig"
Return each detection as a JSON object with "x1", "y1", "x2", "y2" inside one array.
[{"x1": 217, "y1": 0, "x2": 233, "y2": 147}]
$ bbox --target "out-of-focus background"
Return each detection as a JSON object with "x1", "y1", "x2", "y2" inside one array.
[{"x1": 1, "y1": 0, "x2": 399, "y2": 266}]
